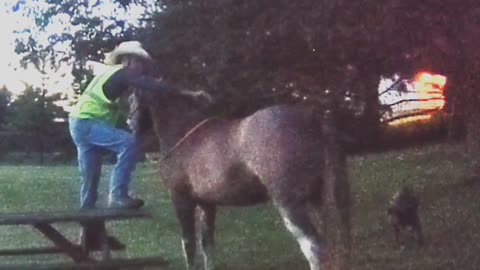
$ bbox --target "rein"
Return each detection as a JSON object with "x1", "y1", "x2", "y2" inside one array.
[{"x1": 158, "y1": 117, "x2": 216, "y2": 162}]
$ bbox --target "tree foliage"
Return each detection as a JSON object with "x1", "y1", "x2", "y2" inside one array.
[
  {"x1": 148, "y1": 1, "x2": 480, "y2": 146},
  {"x1": 7, "y1": 87, "x2": 65, "y2": 129},
  {"x1": 10, "y1": 0, "x2": 480, "y2": 149},
  {"x1": 5, "y1": 87, "x2": 67, "y2": 163},
  {"x1": 139, "y1": 1, "x2": 410, "y2": 143},
  {"x1": 0, "y1": 86, "x2": 12, "y2": 130},
  {"x1": 382, "y1": 0, "x2": 480, "y2": 151},
  {"x1": 12, "y1": 0, "x2": 158, "y2": 93},
  {"x1": 145, "y1": 1, "x2": 390, "y2": 110}
]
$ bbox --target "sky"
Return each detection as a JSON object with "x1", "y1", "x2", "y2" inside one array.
[
  {"x1": 0, "y1": 0, "x2": 78, "y2": 98},
  {"x1": 0, "y1": 1, "x2": 40, "y2": 95},
  {"x1": 0, "y1": 0, "x2": 155, "y2": 97}
]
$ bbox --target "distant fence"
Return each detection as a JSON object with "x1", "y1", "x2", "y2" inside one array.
[{"x1": 0, "y1": 130, "x2": 75, "y2": 163}]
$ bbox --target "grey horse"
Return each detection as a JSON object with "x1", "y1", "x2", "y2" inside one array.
[{"x1": 141, "y1": 90, "x2": 352, "y2": 270}]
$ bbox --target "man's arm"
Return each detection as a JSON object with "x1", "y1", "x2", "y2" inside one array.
[
  {"x1": 103, "y1": 69, "x2": 173, "y2": 101},
  {"x1": 127, "y1": 75, "x2": 172, "y2": 92}
]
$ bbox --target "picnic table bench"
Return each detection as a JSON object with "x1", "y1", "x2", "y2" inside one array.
[{"x1": 0, "y1": 208, "x2": 167, "y2": 269}]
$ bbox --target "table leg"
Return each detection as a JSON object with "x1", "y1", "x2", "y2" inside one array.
[{"x1": 32, "y1": 222, "x2": 89, "y2": 262}]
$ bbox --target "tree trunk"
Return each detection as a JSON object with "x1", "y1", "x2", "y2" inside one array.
[
  {"x1": 38, "y1": 134, "x2": 45, "y2": 165},
  {"x1": 446, "y1": 101, "x2": 466, "y2": 142},
  {"x1": 464, "y1": 98, "x2": 480, "y2": 176}
]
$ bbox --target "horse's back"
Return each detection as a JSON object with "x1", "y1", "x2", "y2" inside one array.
[
  {"x1": 172, "y1": 104, "x2": 324, "y2": 205},
  {"x1": 238, "y1": 105, "x2": 323, "y2": 156},
  {"x1": 175, "y1": 118, "x2": 269, "y2": 205},
  {"x1": 237, "y1": 105, "x2": 325, "y2": 197}
]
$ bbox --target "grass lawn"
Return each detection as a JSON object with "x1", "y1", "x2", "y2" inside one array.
[{"x1": 0, "y1": 143, "x2": 479, "y2": 269}]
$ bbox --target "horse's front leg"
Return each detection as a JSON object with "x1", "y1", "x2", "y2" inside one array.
[
  {"x1": 171, "y1": 191, "x2": 198, "y2": 270},
  {"x1": 198, "y1": 203, "x2": 217, "y2": 270}
]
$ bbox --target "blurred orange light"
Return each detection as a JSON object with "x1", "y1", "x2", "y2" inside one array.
[
  {"x1": 388, "y1": 114, "x2": 432, "y2": 126},
  {"x1": 379, "y1": 72, "x2": 448, "y2": 124},
  {"x1": 414, "y1": 72, "x2": 447, "y2": 91},
  {"x1": 411, "y1": 72, "x2": 447, "y2": 111}
]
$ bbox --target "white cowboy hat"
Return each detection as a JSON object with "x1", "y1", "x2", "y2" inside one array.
[{"x1": 104, "y1": 41, "x2": 153, "y2": 65}]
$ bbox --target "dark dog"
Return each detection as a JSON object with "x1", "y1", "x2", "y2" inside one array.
[{"x1": 387, "y1": 186, "x2": 424, "y2": 246}]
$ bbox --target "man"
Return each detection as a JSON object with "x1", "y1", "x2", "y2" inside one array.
[{"x1": 69, "y1": 41, "x2": 167, "y2": 209}]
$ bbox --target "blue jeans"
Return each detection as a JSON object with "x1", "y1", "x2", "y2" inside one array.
[{"x1": 69, "y1": 118, "x2": 139, "y2": 209}]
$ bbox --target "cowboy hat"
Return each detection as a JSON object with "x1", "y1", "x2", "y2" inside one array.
[{"x1": 104, "y1": 41, "x2": 153, "y2": 65}]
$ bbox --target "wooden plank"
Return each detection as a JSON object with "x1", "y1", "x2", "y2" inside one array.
[
  {"x1": 0, "y1": 247, "x2": 63, "y2": 256},
  {"x1": 0, "y1": 208, "x2": 152, "y2": 225},
  {"x1": 0, "y1": 256, "x2": 168, "y2": 270},
  {"x1": 33, "y1": 223, "x2": 88, "y2": 263},
  {"x1": 0, "y1": 240, "x2": 126, "y2": 257}
]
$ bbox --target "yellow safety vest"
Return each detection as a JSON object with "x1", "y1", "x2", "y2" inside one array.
[{"x1": 70, "y1": 65, "x2": 124, "y2": 126}]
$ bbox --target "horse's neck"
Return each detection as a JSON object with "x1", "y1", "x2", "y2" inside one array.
[{"x1": 152, "y1": 106, "x2": 207, "y2": 156}]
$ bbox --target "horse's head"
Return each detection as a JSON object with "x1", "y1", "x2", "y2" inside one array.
[{"x1": 140, "y1": 88, "x2": 214, "y2": 151}]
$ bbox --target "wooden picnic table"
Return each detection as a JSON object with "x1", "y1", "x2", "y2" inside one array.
[{"x1": 0, "y1": 208, "x2": 168, "y2": 269}]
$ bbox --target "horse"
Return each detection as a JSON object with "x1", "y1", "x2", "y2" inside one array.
[{"x1": 141, "y1": 90, "x2": 353, "y2": 270}]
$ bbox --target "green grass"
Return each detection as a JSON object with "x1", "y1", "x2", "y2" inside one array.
[{"x1": 1, "y1": 143, "x2": 479, "y2": 269}]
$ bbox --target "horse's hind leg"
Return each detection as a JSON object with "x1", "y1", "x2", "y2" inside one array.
[
  {"x1": 171, "y1": 191, "x2": 197, "y2": 270},
  {"x1": 276, "y1": 201, "x2": 331, "y2": 270},
  {"x1": 198, "y1": 203, "x2": 217, "y2": 270}
]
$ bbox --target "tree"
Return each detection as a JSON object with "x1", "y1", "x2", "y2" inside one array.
[
  {"x1": 11, "y1": 0, "x2": 158, "y2": 94},
  {"x1": 381, "y1": 0, "x2": 480, "y2": 169},
  {"x1": 5, "y1": 86, "x2": 67, "y2": 164},
  {"x1": 11, "y1": 0, "x2": 480, "y2": 151},
  {"x1": 0, "y1": 86, "x2": 13, "y2": 159},
  {"x1": 140, "y1": 1, "x2": 399, "y2": 145},
  {"x1": 141, "y1": 1, "x2": 480, "y2": 148},
  {"x1": 0, "y1": 86, "x2": 11, "y2": 130}
]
